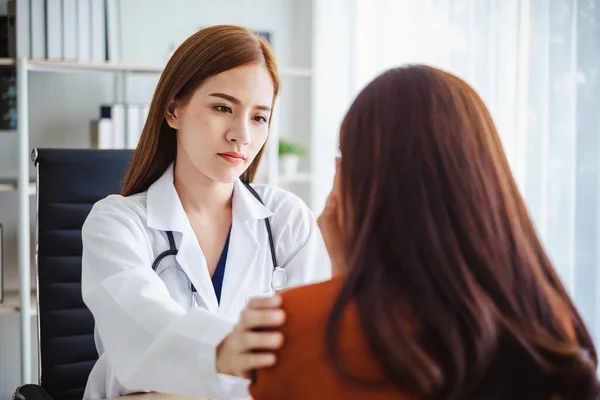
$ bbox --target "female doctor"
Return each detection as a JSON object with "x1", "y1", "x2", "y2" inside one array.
[{"x1": 80, "y1": 25, "x2": 331, "y2": 400}]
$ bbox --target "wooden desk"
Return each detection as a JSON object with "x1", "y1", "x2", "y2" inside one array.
[{"x1": 104, "y1": 393, "x2": 216, "y2": 400}]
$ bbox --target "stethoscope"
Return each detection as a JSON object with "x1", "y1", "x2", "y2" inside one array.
[{"x1": 151, "y1": 180, "x2": 288, "y2": 306}]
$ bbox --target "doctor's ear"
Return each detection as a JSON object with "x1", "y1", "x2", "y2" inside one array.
[{"x1": 165, "y1": 100, "x2": 179, "y2": 129}]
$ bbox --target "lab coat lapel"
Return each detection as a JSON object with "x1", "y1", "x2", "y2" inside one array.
[
  {"x1": 176, "y1": 224, "x2": 219, "y2": 313},
  {"x1": 147, "y1": 171, "x2": 272, "y2": 315},
  {"x1": 219, "y1": 217, "x2": 259, "y2": 315},
  {"x1": 146, "y1": 163, "x2": 188, "y2": 232},
  {"x1": 146, "y1": 163, "x2": 219, "y2": 312},
  {"x1": 219, "y1": 180, "x2": 273, "y2": 316}
]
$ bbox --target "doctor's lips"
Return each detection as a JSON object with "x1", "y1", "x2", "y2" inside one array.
[{"x1": 218, "y1": 151, "x2": 246, "y2": 164}]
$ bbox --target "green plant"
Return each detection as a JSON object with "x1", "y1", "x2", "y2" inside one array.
[{"x1": 278, "y1": 138, "x2": 308, "y2": 157}]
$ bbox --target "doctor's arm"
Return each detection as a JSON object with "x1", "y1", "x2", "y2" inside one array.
[{"x1": 81, "y1": 201, "x2": 283, "y2": 397}]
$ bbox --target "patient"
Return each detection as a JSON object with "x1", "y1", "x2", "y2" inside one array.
[{"x1": 249, "y1": 65, "x2": 600, "y2": 399}]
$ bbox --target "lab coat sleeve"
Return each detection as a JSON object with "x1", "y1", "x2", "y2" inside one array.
[
  {"x1": 81, "y1": 199, "x2": 232, "y2": 398},
  {"x1": 275, "y1": 195, "x2": 332, "y2": 288}
]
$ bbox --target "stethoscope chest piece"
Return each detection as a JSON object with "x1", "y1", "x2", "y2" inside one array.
[{"x1": 271, "y1": 266, "x2": 288, "y2": 292}]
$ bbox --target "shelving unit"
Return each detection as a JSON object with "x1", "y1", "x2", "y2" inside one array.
[{"x1": 3, "y1": 1, "x2": 317, "y2": 389}]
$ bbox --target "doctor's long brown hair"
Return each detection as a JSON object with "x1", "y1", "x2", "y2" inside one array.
[
  {"x1": 327, "y1": 65, "x2": 600, "y2": 399},
  {"x1": 121, "y1": 25, "x2": 280, "y2": 196}
]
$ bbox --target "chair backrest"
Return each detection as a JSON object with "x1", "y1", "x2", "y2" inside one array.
[{"x1": 33, "y1": 148, "x2": 133, "y2": 400}]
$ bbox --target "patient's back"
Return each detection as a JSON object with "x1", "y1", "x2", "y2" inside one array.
[{"x1": 249, "y1": 277, "x2": 413, "y2": 400}]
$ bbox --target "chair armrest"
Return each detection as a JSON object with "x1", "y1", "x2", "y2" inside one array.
[{"x1": 13, "y1": 384, "x2": 54, "y2": 400}]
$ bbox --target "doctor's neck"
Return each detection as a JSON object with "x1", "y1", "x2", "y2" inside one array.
[{"x1": 173, "y1": 161, "x2": 233, "y2": 215}]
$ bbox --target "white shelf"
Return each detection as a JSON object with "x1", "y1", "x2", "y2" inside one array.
[
  {"x1": 0, "y1": 58, "x2": 312, "y2": 78},
  {"x1": 0, "y1": 291, "x2": 37, "y2": 316},
  {"x1": 0, "y1": 58, "x2": 162, "y2": 73},
  {"x1": 0, "y1": 179, "x2": 36, "y2": 195},
  {"x1": 27, "y1": 59, "x2": 163, "y2": 73},
  {"x1": 0, "y1": 181, "x2": 16, "y2": 192}
]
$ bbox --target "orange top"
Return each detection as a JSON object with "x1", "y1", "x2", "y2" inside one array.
[{"x1": 249, "y1": 278, "x2": 412, "y2": 400}]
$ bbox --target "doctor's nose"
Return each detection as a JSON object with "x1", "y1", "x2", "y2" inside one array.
[{"x1": 226, "y1": 119, "x2": 251, "y2": 145}]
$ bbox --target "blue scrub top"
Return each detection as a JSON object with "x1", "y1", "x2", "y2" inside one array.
[{"x1": 211, "y1": 229, "x2": 231, "y2": 304}]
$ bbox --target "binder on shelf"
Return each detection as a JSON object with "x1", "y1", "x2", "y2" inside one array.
[
  {"x1": 90, "y1": 0, "x2": 106, "y2": 62},
  {"x1": 62, "y1": 0, "x2": 78, "y2": 60},
  {"x1": 5, "y1": 0, "x2": 17, "y2": 58},
  {"x1": 111, "y1": 103, "x2": 125, "y2": 148},
  {"x1": 105, "y1": 0, "x2": 121, "y2": 62},
  {"x1": 30, "y1": 0, "x2": 46, "y2": 59},
  {"x1": 91, "y1": 103, "x2": 149, "y2": 150},
  {"x1": 77, "y1": 0, "x2": 92, "y2": 62},
  {"x1": 46, "y1": 0, "x2": 63, "y2": 60},
  {"x1": 90, "y1": 105, "x2": 113, "y2": 149},
  {"x1": 18, "y1": 0, "x2": 117, "y2": 63},
  {"x1": 126, "y1": 104, "x2": 144, "y2": 149}
]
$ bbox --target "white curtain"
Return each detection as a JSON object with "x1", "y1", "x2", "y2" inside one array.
[{"x1": 312, "y1": 0, "x2": 600, "y2": 342}]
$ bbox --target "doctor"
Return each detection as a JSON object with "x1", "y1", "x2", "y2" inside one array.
[{"x1": 81, "y1": 24, "x2": 331, "y2": 400}]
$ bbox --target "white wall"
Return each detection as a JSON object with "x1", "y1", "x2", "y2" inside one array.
[
  {"x1": 276, "y1": 0, "x2": 313, "y2": 202},
  {"x1": 0, "y1": 314, "x2": 38, "y2": 400},
  {"x1": 310, "y1": 0, "x2": 355, "y2": 211},
  {"x1": 117, "y1": 0, "x2": 294, "y2": 66}
]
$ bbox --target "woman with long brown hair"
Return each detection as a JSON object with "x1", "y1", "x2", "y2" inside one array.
[
  {"x1": 249, "y1": 64, "x2": 600, "y2": 399},
  {"x1": 80, "y1": 25, "x2": 330, "y2": 400}
]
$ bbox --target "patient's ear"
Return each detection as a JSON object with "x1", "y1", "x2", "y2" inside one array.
[{"x1": 165, "y1": 100, "x2": 179, "y2": 129}]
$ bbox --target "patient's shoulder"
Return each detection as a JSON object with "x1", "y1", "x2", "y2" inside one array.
[
  {"x1": 279, "y1": 277, "x2": 345, "y2": 338},
  {"x1": 249, "y1": 278, "x2": 347, "y2": 398},
  {"x1": 250, "y1": 277, "x2": 413, "y2": 399},
  {"x1": 281, "y1": 276, "x2": 344, "y2": 309}
]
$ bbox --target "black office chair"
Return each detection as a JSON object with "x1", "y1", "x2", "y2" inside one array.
[{"x1": 14, "y1": 148, "x2": 133, "y2": 400}]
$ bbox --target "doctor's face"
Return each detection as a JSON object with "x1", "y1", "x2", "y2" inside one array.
[{"x1": 166, "y1": 63, "x2": 274, "y2": 183}]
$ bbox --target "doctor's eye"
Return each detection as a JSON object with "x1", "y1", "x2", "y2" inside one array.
[
  {"x1": 213, "y1": 105, "x2": 232, "y2": 113},
  {"x1": 253, "y1": 115, "x2": 268, "y2": 124}
]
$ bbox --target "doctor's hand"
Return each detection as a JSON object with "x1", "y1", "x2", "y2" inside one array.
[{"x1": 216, "y1": 295, "x2": 285, "y2": 379}]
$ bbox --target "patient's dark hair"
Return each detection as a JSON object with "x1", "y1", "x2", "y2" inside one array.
[{"x1": 326, "y1": 64, "x2": 600, "y2": 399}]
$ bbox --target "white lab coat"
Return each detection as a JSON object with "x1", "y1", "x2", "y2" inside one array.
[{"x1": 80, "y1": 163, "x2": 331, "y2": 400}]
